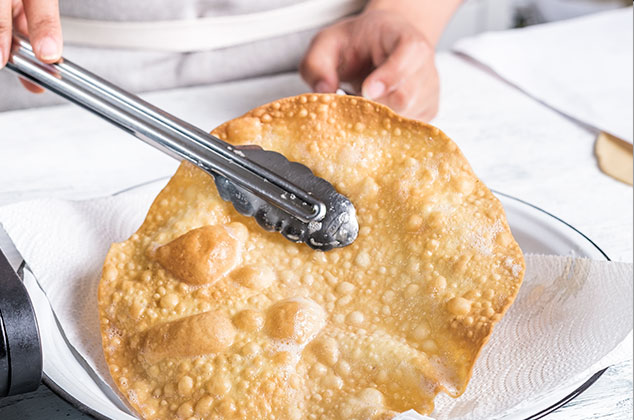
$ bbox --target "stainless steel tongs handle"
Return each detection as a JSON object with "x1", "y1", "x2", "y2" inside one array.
[{"x1": 6, "y1": 33, "x2": 325, "y2": 223}]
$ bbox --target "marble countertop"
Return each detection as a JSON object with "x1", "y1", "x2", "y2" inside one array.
[{"x1": 0, "y1": 52, "x2": 631, "y2": 419}]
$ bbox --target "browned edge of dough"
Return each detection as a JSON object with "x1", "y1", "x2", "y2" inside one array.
[
  {"x1": 209, "y1": 93, "x2": 527, "y2": 401},
  {"x1": 97, "y1": 93, "x2": 526, "y2": 413}
]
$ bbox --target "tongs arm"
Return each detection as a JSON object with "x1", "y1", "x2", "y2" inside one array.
[{"x1": 6, "y1": 33, "x2": 324, "y2": 223}]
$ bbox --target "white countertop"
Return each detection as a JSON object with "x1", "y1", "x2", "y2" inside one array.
[{"x1": 0, "y1": 52, "x2": 631, "y2": 419}]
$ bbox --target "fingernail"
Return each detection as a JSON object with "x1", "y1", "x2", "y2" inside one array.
[
  {"x1": 314, "y1": 80, "x2": 332, "y2": 93},
  {"x1": 0, "y1": 50, "x2": 4, "y2": 68},
  {"x1": 37, "y1": 37, "x2": 60, "y2": 61},
  {"x1": 363, "y1": 80, "x2": 386, "y2": 100}
]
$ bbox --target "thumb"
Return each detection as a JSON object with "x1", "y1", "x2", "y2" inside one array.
[
  {"x1": 300, "y1": 29, "x2": 342, "y2": 93},
  {"x1": 23, "y1": 0, "x2": 63, "y2": 63}
]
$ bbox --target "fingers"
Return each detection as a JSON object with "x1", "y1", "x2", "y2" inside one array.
[
  {"x1": 5, "y1": 0, "x2": 54, "y2": 92},
  {"x1": 12, "y1": 0, "x2": 28, "y2": 34},
  {"x1": 410, "y1": 67, "x2": 440, "y2": 121},
  {"x1": 359, "y1": 33, "x2": 439, "y2": 121},
  {"x1": 304, "y1": 11, "x2": 440, "y2": 120},
  {"x1": 300, "y1": 27, "x2": 343, "y2": 93},
  {"x1": 12, "y1": 5, "x2": 41, "y2": 91},
  {"x1": 361, "y1": 35, "x2": 430, "y2": 101},
  {"x1": 22, "y1": 0, "x2": 61, "y2": 62},
  {"x1": 19, "y1": 76, "x2": 44, "y2": 92},
  {"x1": 0, "y1": 0, "x2": 12, "y2": 68},
  {"x1": 369, "y1": 53, "x2": 439, "y2": 121}
]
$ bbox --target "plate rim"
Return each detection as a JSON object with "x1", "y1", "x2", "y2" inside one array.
[
  {"x1": 493, "y1": 190, "x2": 610, "y2": 419},
  {"x1": 38, "y1": 188, "x2": 611, "y2": 420}
]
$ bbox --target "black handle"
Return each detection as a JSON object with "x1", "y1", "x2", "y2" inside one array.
[{"x1": 0, "y1": 248, "x2": 42, "y2": 397}]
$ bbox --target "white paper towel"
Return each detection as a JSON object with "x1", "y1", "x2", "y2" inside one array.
[
  {"x1": 0, "y1": 182, "x2": 631, "y2": 419},
  {"x1": 454, "y1": 7, "x2": 634, "y2": 144}
]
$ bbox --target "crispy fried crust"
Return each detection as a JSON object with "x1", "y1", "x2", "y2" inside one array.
[{"x1": 98, "y1": 94, "x2": 525, "y2": 419}]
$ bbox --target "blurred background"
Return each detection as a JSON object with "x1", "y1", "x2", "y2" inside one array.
[
  {"x1": 2, "y1": 0, "x2": 631, "y2": 112},
  {"x1": 437, "y1": 0, "x2": 631, "y2": 49}
]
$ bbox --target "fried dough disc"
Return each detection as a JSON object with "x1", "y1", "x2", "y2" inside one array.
[{"x1": 98, "y1": 94, "x2": 525, "y2": 420}]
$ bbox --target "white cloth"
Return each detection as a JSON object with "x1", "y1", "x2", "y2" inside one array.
[
  {"x1": 0, "y1": 0, "x2": 365, "y2": 111},
  {"x1": 454, "y1": 7, "x2": 634, "y2": 143},
  {"x1": 0, "y1": 182, "x2": 631, "y2": 419}
]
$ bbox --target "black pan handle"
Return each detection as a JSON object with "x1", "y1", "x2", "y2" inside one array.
[{"x1": 0, "y1": 248, "x2": 42, "y2": 397}]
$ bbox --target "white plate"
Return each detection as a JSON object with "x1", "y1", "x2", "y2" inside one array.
[{"x1": 18, "y1": 190, "x2": 609, "y2": 420}]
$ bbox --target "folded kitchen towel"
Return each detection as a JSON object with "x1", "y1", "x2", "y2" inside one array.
[
  {"x1": 454, "y1": 7, "x2": 633, "y2": 144},
  {"x1": 0, "y1": 182, "x2": 631, "y2": 419}
]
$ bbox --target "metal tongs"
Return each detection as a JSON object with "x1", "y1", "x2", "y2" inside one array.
[{"x1": 6, "y1": 33, "x2": 358, "y2": 251}]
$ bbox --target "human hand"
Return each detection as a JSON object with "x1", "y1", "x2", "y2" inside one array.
[
  {"x1": 1, "y1": 0, "x2": 62, "y2": 92},
  {"x1": 301, "y1": 10, "x2": 439, "y2": 121}
]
